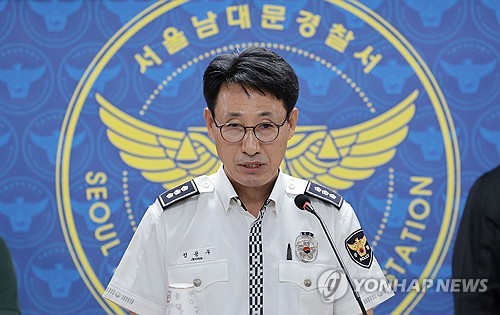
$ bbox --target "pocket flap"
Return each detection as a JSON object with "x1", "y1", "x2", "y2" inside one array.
[
  {"x1": 279, "y1": 260, "x2": 336, "y2": 292},
  {"x1": 168, "y1": 259, "x2": 228, "y2": 292}
]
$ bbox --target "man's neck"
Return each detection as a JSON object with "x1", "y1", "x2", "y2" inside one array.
[{"x1": 230, "y1": 175, "x2": 278, "y2": 218}]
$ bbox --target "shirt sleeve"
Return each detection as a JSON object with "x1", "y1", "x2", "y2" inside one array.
[
  {"x1": 103, "y1": 201, "x2": 167, "y2": 315},
  {"x1": 332, "y1": 201, "x2": 394, "y2": 314}
]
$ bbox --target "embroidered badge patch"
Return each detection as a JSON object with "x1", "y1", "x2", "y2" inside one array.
[
  {"x1": 345, "y1": 229, "x2": 373, "y2": 268},
  {"x1": 295, "y1": 232, "x2": 318, "y2": 262}
]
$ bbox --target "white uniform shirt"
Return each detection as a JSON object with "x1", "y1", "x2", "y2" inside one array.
[{"x1": 103, "y1": 166, "x2": 393, "y2": 314}]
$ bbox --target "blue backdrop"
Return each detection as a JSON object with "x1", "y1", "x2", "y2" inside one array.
[{"x1": 0, "y1": 0, "x2": 498, "y2": 314}]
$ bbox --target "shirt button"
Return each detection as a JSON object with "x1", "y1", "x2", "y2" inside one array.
[
  {"x1": 202, "y1": 182, "x2": 210, "y2": 188},
  {"x1": 288, "y1": 183, "x2": 295, "y2": 190},
  {"x1": 193, "y1": 278, "x2": 202, "y2": 287},
  {"x1": 304, "y1": 279, "x2": 312, "y2": 287}
]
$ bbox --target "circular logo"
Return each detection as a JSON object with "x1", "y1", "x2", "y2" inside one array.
[
  {"x1": 0, "y1": 177, "x2": 55, "y2": 248},
  {"x1": 399, "y1": 108, "x2": 468, "y2": 177},
  {"x1": 94, "y1": 1, "x2": 166, "y2": 48},
  {"x1": 19, "y1": 0, "x2": 91, "y2": 47},
  {"x1": 131, "y1": 46, "x2": 203, "y2": 115},
  {"x1": 470, "y1": 0, "x2": 500, "y2": 42},
  {"x1": 358, "y1": 171, "x2": 417, "y2": 248},
  {"x1": 394, "y1": 0, "x2": 467, "y2": 43},
  {"x1": 58, "y1": 42, "x2": 131, "y2": 116},
  {"x1": 24, "y1": 243, "x2": 91, "y2": 313},
  {"x1": 57, "y1": 1, "x2": 460, "y2": 314},
  {"x1": 356, "y1": 41, "x2": 419, "y2": 110},
  {"x1": 288, "y1": 40, "x2": 354, "y2": 114},
  {"x1": 434, "y1": 38, "x2": 499, "y2": 109},
  {"x1": 23, "y1": 110, "x2": 93, "y2": 181},
  {"x1": 0, "y1": 43, "x2": 54, "y2": 115},
  {"x1": 472, "y1": 106, "x2": 500, "y2": 170}
]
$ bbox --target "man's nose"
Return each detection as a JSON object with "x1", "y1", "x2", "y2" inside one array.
[{"x1": 240, "y1": 129, "x2": 261, "y2": 155}]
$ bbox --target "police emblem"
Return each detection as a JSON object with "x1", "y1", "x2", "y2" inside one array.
[
  {"x1": 295, "y1": 232, "x2": 318, "y2": 262},
  {"x1": 345, "y1": 229, "x2": 373, "y2": 269}
]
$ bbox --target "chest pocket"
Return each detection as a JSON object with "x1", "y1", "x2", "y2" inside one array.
[
  {"x1": 279, "y1": 260, "x2": 336, "y2": 315},
  {"x1": 168, "y1": 259, "x2": 229, "y2": 315}
]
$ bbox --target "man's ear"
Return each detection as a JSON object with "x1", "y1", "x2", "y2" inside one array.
[
  {"x1": 286, "y1": 108, "x2": 298, "y2": 141},
  {"x1": 204, "y1": 107, "x2": 216, "y2": 140}
]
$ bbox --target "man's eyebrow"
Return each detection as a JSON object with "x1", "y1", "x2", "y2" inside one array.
[
  {"x1": 223, "y1": 111, "x2": 274, "y2": 118},
  {"x1": 223, "y1": 112, "x2": 242, "y2": 118},
  {"x1": 258, "y1": 111, "x2": 274, "y2": 117}
]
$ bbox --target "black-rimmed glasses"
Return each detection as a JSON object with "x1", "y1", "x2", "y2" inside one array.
[{"x1": 213, "y1": 116, "x2": 288, "y2": 143}]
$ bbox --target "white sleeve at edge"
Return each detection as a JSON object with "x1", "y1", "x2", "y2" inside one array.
[
  {"x1": 333, "y1": 202, "x2": 395, "y2": 314},
  {"x1": 103, "y1": 282, "x2": 164, "y2": 315},
  {"x1": 102, "y1": 202, "x2": 167, "y2": 314}
]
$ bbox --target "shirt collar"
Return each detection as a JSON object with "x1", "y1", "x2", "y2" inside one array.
[
  {"x1": 211, "y1": 164, "x2": 286, "y2": 214},
  {"x1": 268, "y1": 169, "x2": 286, "y2": 214},
  {"x1": 212, "y1": 165, "x2": 238, "y2": 213}
]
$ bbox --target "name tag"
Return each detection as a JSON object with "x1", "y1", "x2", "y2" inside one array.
[{"x1": 178, "y1": 246, "x2": 216, "y2": 264}]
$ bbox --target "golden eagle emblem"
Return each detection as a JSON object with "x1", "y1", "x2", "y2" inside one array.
[
  {"x1": 347, "y1": 235, "x2": 368, "y2": 257},
  {"x1": 96, "y1": 90, "x2": 417, "y2": 190}
]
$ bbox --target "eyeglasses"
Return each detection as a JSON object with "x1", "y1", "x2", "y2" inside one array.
[{"x1": 213, "y1": 116, "x2": 289, "y2": 143}]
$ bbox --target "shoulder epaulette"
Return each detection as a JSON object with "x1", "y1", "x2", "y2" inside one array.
[
  {"x1": 158, "y1": 180, "x2": 199, "y2": 210},
  {"x1": 304, "y1": 181, "x2": 343, "y2": 210}
]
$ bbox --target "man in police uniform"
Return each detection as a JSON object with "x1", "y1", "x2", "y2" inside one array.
[{"x1": 103, "y1": 47, "x2": 393, "y2": 314}]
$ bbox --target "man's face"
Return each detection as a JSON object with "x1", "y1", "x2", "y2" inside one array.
[{"x1": 204, "y1": 83, "x2": 298, "y2": 191}]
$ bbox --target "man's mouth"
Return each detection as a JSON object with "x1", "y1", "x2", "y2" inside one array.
[{"x1": 240, "y1": 163, "x2": 264, "y2": 169}]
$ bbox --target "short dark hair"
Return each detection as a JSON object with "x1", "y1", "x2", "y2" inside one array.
[{"x1": 203, "y1": 46, "x2": 299, "y2": 117}]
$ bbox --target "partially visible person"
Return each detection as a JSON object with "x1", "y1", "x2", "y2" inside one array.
[
  {"x1": 0, "y1": 237, "x2": 21, "y2": 315},
  {"x1": 452, "y1": 165, "x2": 500, "y2": 314}
]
